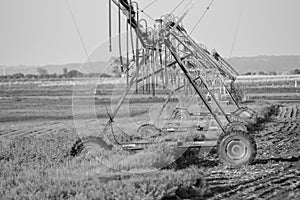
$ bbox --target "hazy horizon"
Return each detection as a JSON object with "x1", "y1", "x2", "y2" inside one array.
[
  {"x1": 1, "y1": 54, "x2": 300, "y2": 68},
  {"x1": 1, "y1": 55, "x2": 300, "y2": 76}
]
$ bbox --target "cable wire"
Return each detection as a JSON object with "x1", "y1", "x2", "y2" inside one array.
[
  {"x1": 178, "y1": 0, "x2": 194, "y2": 16},
  {"x1": 170, "y1": 0, "x2": 186, "y2": 14},
  {"x1": 229, "y1": 0, "x2": 245, "y2": 59},
  {"x1": 66, "y1": 0, "x2": 94, "y2": 71},
  {"x1": 190, "y1": 0, "x2": 216, "y2": 34},
  {"x1": 143, "y1": 0, "x2": 160, "y2": 10},
  {"x1": 67, "y1": 0, "x2": 120, "y2": 145},
  {"x1": 139, "y1": 8, "x2": 155, "y2": 21}
]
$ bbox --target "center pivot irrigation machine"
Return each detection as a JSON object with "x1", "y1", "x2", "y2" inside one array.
[{"x1": 76, "y1": 0, "x2": 258, "y2": 167}]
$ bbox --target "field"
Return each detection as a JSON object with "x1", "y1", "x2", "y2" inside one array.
[{"x1": 0, "y1": 80, "x2": 300, "y2": 199}]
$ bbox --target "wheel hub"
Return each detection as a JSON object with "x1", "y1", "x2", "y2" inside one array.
[{"x1": 226, "y1": 140, "x2": 247, "y2": 160}]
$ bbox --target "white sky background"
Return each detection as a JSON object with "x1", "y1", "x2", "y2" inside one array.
[{"x1": 0, "y1": 0, "x2": 299, "y2": 66}]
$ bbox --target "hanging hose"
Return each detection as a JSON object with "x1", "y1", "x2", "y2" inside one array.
[
  {"x1": 126, "y1": 20, "x2": 129, "y2": 84},
  {"x1": 118, "y1": 1, "x2": 124, "y2": 72},
  {"x1": 132, "y1": 1, "x2": 140, "y2": 93},
  {"x1": 129, "y1": 0, "x2": 135, "y2": 60},
  {"x1": 109, "y1": 0, "x2": 112, "y2": 52}
]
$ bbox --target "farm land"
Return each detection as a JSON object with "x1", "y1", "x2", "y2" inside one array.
[{"x1": 0, "y1": 77, "x2": 300, "y2": 199}]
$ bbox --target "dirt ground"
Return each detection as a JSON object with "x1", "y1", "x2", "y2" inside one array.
[
  {"x1": 0, "y1": 94, "x2": 300, "y2": 199},
  {"x1": 201, "y1": 104, "x2": 300, "y2": 199}
]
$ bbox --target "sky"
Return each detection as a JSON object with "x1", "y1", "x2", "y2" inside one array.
[{"x1": 0, "y1": 0, "x2": 300, "y2": 66}]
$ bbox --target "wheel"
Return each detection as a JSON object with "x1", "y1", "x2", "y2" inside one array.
[
  {"x1": 70, "y1": 136, "x2": 113, "y2": 156},
  {"x1": 226, "y1": 121, "x2": 247, "y2": 132},
  {"x1": 83, "y1": 136, "x2": 113, "y2": 152},
  {"x1": 137, "y1": 124, "x2": 160, "y2": 138},
  {"x1": 217, "y1": 131, "x2": 256, "y2": 167}
]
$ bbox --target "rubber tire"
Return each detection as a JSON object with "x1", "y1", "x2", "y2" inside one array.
[
  {"x1": 70, "y1": 136, "x2": 113, "y2": 156},
  {"x1": 217, "y1": 131, "x2": 256, "y2": 167}
]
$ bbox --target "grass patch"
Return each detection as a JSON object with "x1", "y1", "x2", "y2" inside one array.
[{"x1": 0, "y1": 131, "x2": 206, "y2": 199}]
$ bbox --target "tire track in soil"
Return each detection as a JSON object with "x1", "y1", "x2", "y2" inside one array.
[
  {"x1": 0, "y1": 129, "x2": 19, "y2": 136},
  {"x1": 0, "y1": 122, "x2": 68, "y2": 138},
  {"x1": 230, "y1": 168, "x2": 300, "y2": 200},
  {"x1": 202, "y1": 105, "x2": 300, "y2": 200}
]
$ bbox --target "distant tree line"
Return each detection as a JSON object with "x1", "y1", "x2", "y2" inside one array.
[
  {"x1": 0, "y1": 57, "x2": 127, "y2": 81},
  {"x1": 0, "y1": 68, "x2": 114, "y2": 81},
  {"x1": 243, "y1": 69, "x2": 300, "y2": 76},
  {"x1": 243, "y1": 71, "x2": 278, "y2": 76}
]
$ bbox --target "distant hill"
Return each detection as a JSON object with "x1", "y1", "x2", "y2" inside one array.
[
  {"x1": 0, "y1": 61, "x2": 109, "y2": 76},
  {"x1": 1, "y1": 55, "x2": 300, "y2": 76},
  {"x1": 228, "y1": 55, "x2": 300, "y2": 74}
]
